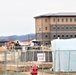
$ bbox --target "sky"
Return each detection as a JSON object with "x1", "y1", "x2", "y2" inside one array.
[{"x1": 0, "y1": 0, "x2": 76, "y2": 36}]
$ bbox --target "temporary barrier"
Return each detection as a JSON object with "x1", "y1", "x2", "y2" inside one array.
[
  {"x1": 1, "y1": 45, "x2": 76, "y2": 75},
  {"x1": 1, "y1": 46, "x2": 52, "y2": 75}
]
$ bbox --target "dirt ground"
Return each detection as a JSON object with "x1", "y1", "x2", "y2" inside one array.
[
  {"x1": 0, "y1": 71, "x2": 76, "y2": 75},
  {"x1": 21, "y1": 71, "x2": 76, "y2": 75},
  {"x1": 20, "y1": 69, "x2": 76, "y2": 75},
  {"x1": 0, "y1": 62, "x2": 76, "y2": 75},
  {"x1": 0, "y1": 68, "x2": 76, "y2": 75}
]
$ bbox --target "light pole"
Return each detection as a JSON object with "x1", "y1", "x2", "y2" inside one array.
[{"x1": 56, "y1": 17, "x2": 57, "y2": 39}]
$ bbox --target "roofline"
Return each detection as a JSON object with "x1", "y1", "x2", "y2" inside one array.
[{"x1": 34, "y1": 15, "x2": 76, "y2": 18}]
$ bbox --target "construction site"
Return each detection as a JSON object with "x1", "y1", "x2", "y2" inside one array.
[{"x1": 0, "y1": 38, "x2": 75, "y2": 75}]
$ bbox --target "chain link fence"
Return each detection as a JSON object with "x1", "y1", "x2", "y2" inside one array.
[{"x1": 0, "y1": 46, "x2": 76, "y2": 75}]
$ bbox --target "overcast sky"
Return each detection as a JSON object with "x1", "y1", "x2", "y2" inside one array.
[{"x1": 0, "y1": 0, "x2": 76, "y2": 36}]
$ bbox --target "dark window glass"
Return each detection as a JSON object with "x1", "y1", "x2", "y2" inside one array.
[
  {"x1": 74, "y1": 18, "x2": 76, "y2": 22},
  {"x1": 70, "y1": 19, "x2": 72, "y2": 22},
  {"x1": 58, "y1": 26, "x2": 60, "y2": 29},
  {"x1": 45, "y1": 19, "x2": 47, "y2": 22},
  {"x1": 62, "y1": 19, "x2": 64, "y2": 22},
  {"x1": 62, "y1": 35, "x2": 64, "y2": 37},
  {"x1": 38, "y1": 28, "x2": 42, "y2": 31},
  {"x1": 66, "y1": 18, "x2": 68, "y2": 22},
  {"x1": 66, "y1": 35, "x2": 68, "y2": 37},
  {"x1": 45, "y1": 35, "x2": 48, "y2": 37},
  {"x1": 53, "y1": 26, "x2": 56, "y2": 29},
  {"x1": 70, "y1": 35, "x2": 72, "y2": 37},
  {"x1": 66, "y1": 26, "x2": 68, "y2": 29},
  {"x1": 45, "y1": 27, "x2": 47, "y2": 30},
  {"x1": 53, "y1": 19, "x2": 55, "y2": 22},
  {"x1": 62, "y1": 26, "x2": 64, "y2": 29},
  {"x1": 74, "y1": 27, "x2": 76, "y2": 29},
  {"x1": 58, "y1": 35, "x2": 60, "y2": 37},
  {"x1": 54, "y1": 35, "x2": 56, "y2": 37},
  {"x1": 75, "y1": 35, "x2": 76, "y2": 37}
]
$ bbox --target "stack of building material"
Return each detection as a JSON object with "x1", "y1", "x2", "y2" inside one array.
[
  {"x1": 28, "y1": 61, "x2": 52, "y2": 69},
  {"x1": 5, "y1": 65, "x2": 30, "y2": 72},
  {"x1": 38, "y1": 63, "x2": 52, "y2": 68},
  {"x1": 41, "y1": 45, "x2": 51, "y2": 50}
]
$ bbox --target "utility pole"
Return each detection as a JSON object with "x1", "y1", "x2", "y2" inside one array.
[{"x1": 56, "y1": 17, "x2": 57, "y2": 39}]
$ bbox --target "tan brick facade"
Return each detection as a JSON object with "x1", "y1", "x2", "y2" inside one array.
[{"x1": 35, "y1": 13, "x2": 76, "y2": 45}]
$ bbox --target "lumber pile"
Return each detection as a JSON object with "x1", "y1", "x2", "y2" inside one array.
[
  {"x1": 5, "y1": 65, "x2": 30, "y2": 72},
  {"x1": 41, "y1": 45, "x2": 51, "y2": 50},
  {"x1": 38, "y1": 63, "x2": 52, "y2": 68},
  {"x1": 28, "y1": 61, "x2": 52, "y2": 69}
]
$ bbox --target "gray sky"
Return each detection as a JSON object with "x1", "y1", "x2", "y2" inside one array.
[{"x1": 0, "y1": 0, "x2": 76, "y2": 36}]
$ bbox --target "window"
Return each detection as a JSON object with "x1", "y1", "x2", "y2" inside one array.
[
  {"x1": 66, "y1": 26, "x2": 68, "y2": 29},
  {"x1": 53, "y1": 19, "x2": 55, "y2": 22},
  {"x1": 45, "y1": 42, "x2": 48, "y2": 45},
  {"x1": 74, "y1": 18, "x2": 76, "y2": 22},
  {"x1": 58, "y1": 35, "x2": 60, "y2": 37},
  {"x1": 45, "y1": 27, "x2": 47, "y2": 30},
  {"x1": 62, "y1": 19, "x2": 64, "y2": 22},
  {"x1": 62, "y1": 26, "x2": 64, "y2": 29},
  {"x1": 75, "y1": 35, "x2": 76, "y2": 37},
  {"x1": 53, "y1": 35, "x2": 56, "y2": 37},
  {"x1": 70, "y1": 35, "x2": 72, "y2": 37},
  {"x1": 58, "y1": 26, "x2": 60, "y2": 29},
  {"x1": 66, "y1": 18, "x2": 68, "y2": 22},
  {"x1": 70, "y1": 18, "x2": 72, "y2": 22},
  {"x1": 45, "y1": 19, "x2": 47, "y2": 22},
  {"x1": 74, "y1": 26, "x2": 76, "y2": 29},
  {"x1": 45, "y1": 34, "x2": 48, "y2": 37},
  {"x1": 66, "y1": 35, "x2": 68, "y2": 37},
  {"x1": 62, "y1": 35, "x2": 64, "y2": 37},
  {"x1": 58, "y1": 19, "x2": 60, "y2": 22},
  {"x1": 38, "y1": 28, "x2": 42, "y2": 31},
  {"x1": 53, "y1": 26, "x2": 56, "y2": 29}
]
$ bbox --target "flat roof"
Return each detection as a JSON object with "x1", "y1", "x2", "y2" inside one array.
[{"x1": 34, "y1": 12, "x2": 76, "y2": 18}]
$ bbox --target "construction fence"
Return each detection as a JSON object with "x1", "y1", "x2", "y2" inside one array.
[{"x1": 0, "y1": 47, "x2": 76, "y2": 75}]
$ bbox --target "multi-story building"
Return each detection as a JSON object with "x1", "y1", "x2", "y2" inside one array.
[{"x1": 34, "y1": 12, "x2": 76, "y2": 45}]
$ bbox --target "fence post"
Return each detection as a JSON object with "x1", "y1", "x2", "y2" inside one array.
[
  {"x1": 68, "y1": 50, "x2": 70, "y2": 75},
  {"x1": 14, "y1": 48, "x2": 15, "y2": 64},
  {"x1": 10, "y1": 49, "x2": 12, "y2": 75},
  {"x1": 24, "y1": 49, "x2": 27, "y2": 75},
  {"x1": 32, "y1": 50, "x2": 34, "y2": 68},
  {"x1": 48, "y1": 51, "x2": 49, "y2": 62},
  {"x1": 58, "y1": 50, "x2": 60, "y2": 75},
  {"x1": 4, "y1": 51, "x2": 7, "y2": 75},
  {"x1": 42, "y1": 50, "x2": 44, "y2": 75},
  {"x1": 54, "y1": 50, "x2": 56, "y2": 75}
]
